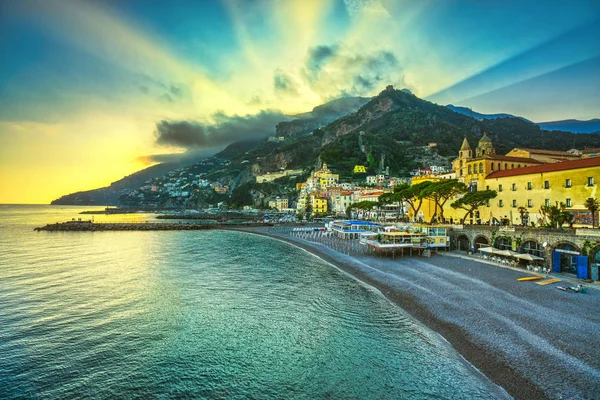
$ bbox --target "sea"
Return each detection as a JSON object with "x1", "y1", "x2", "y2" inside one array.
[{"x1": 0, "y1": 205, "x2": 506, "y2": 399}]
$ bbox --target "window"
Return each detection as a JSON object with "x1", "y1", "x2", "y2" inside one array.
[
  {"x1": 566, "y1": 198, "x2": 572, "y2": 207},
  {"x1": 486, "y1": 185, "x2": 489, "y2": 190},
  {"x1": 498, "y1": 163, "x2": 501, "y2": 170},
  {"x1": 522, "y1": 241, "x2": 544, "y2": 258},
  {"x1": 528, "y1": 199, "x2": 533, "y2": 208},
  {"x1": 512, "y1": 183, "x2": 517, "y2": 191},
  {"x1": 511, "y1": 164, "x2": 514, "y2": 169},
  {"x1": 544, "y1": 180, "x2": 550, "y2": 189},
  {"x1": 512, "y1": 200, "x2": 517, "y2": 207},
  {"x1": 491, "y1": 163, "x2": 495, "y2": 171},
  {"x1": 499, "y1": 200, "x2": 504, "y2": 207},
  {"x1": 479, "y1": 163, "x2": 483, "y2": 173},
  {"x1": 498, "y1": 184, "x2": 503, "y2": 192},
  {"x1": 504, "y1": 163, "x2": 508, "y2": 170},
  {"x1": 527, "y1": 182, "x2": 532, "y2": 190},
  {"x1": 565, "y1": 179, "x2": 571, "y2": 188},
  {"x1": 518, "y1": 164, "x2": 521, "y2": 168},
  {"x1": 588, "y1": 177, "x2": 595, "y2": 186},
  {"x1": 468, "y1": 165, "x2": 472, "y2": 174},
  {"x1": 545, "y1": 199, "x2": 550, "y2": 207}
]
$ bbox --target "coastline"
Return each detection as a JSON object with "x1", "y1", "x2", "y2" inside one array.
[{"x1": 231, "y1": 227, "x2": 600, "y2": 400}]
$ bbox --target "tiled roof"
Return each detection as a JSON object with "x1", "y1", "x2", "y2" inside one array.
[
  {"x1": 582, "y1": 148, "x2": 600, "y2": 154},
  {"x1": 486, "y1": 156, "x2": 600, "y2": 179},
  {"x1": 514, "y1": 148, "x2": 578, "y2": 156},
  {"x1": 482, "y1": 155, "x2": 545, "y2": 163}
]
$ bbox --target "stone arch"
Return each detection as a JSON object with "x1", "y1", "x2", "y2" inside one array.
[
  {"x1": 520, "y1": 239, "x2": 545, "y2": 259},
  {"x1": 494, "y1": 236, "x2": 512, "y2": 250},
  {"x1": 552, "y1": 241, "x2": 581, "y2": 275},
  {"x1": 456, "y1": 234, "x2": 471, "y2": 252},
  {"x1": 474, "y1": 235, "x2": 490, "y2": 250}
]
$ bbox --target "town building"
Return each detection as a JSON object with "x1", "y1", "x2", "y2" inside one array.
[
  {"x1": 268, "y1": 197, "x2": 288, "y2": 211},
  {"x1": 417, "y1": 134, "x2": 600, "y2": 226},
  {"x1": 353, "y1": 165, "x2": 367, "y2": 173},
  {"x1": 452, "y1": 133, "x2": 544, "y2": 191},
  {"x1": 485, "y1": 156, "x2": 600, "y2": 226}
]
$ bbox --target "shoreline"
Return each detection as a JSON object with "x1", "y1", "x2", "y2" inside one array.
[
  {"x1": 237, "y1": 229, "x2": 512, "y2": 399},
  {"x1": 231, "y1": 227, "x2": 600, "y2": 400}
]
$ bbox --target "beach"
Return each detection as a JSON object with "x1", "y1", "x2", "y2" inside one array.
[{"x1": 236, "y1": 227, "x2": 600, "y2": 400}]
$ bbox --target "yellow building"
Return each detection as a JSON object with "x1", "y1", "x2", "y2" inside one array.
[
  {"x1": 505, "y1": 148, "x2": 580, "y2": 163},
  {"x1": 484, "y1": 157, "x2": 600, "y2": 226},
  {"x1": 416, "y1": 134, "x2": 600, "y2": 226},
  {"x1": 452, "y1": 134, "x2": 543, "y2": 191},
  {"x1": 354, "y1": 165, "x2": 367, "y2": 173},
  {"x1": 311, "y1": 195, "x2": 328, "y2": 215}
]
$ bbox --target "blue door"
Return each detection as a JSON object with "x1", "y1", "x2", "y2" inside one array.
[
  {"x1": 552, "y1": 251, "x2": 561, "y2": 273},
  {"x1": 576, "y1": 256, "x2": 589, "y2": 279}
]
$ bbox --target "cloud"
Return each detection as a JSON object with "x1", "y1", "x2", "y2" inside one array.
[
  {"x1": 275, "y1": 43, "x2": 405, "y2": 101},
  {"x1": 154, "y1": 110, "x2": 291, "y2": 149},
  {"x1": 273, "y1": 70, "x2": 298, "y2": 95}
]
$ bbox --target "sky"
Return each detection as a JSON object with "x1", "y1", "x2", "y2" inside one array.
[{"x1": 0, "y1": 0, "x2": 599, "y2": 204}]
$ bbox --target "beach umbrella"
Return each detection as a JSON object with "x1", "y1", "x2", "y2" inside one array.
[
  {"x1": 493, "y1": 249, "x2": 513, "y2": 256},
  {"x1": 478, "y1": 246, "x2": 496, "y2": 254}
]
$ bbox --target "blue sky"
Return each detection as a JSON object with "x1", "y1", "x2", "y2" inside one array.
[{"x1": 0, "y1": 0, "x2": 599, "y2": 203}]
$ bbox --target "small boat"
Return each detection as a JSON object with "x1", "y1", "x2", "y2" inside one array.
[{"x1": 557, "y1": 286, "x2": 568, "y2": 291}]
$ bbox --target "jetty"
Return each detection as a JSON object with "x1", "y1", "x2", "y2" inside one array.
[{"x1": 34, "y1": 221, "x2": 270, "y2": 232}]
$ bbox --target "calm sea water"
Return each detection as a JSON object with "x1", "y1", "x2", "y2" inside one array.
[{"x1": 0, "y1": 205, "x2": 505, "y2": 399}]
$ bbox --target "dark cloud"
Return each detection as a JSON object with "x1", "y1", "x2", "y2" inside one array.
[
  {"x1": 154, "y1": 110, "x2": 291, "y2": 149},
  {"x1": 306, "y1": 45, "x2": 339, "y2": 74},
  {"x1": 273, "y1": 69, "x2": 298, "y2": 95},
  {"x1": 292, "y1": 43, "x2": 405, "y2": 99}
]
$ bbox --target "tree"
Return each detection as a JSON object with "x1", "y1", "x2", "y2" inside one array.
[
  {"x1": 346, "y1": 201, "x2": 379, "y2": 219},
  {"x1": 517, "y1": 206, "x2": 529, "y2": 227},
  {"x1": 394, "y1": 181, "x2": 433, "y2": 222},
  {"x1": 422, "y1": 179, "x2": 467, "y2": 223},
  {"x1": 451, "y1": 190, "x2": 497, "y2": 224},
  {"x1": 585, "y1": 197, "x2": 599, "y2": 228},
  {"x1": 539, "y1": 202, "x2": 572, "y2": 229},
  {"x1": 304, "y1": 195, "x2": 313, "y2": 220}
]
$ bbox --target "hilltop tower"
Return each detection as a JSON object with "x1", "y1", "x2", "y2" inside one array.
[{"x1": 475, "y1": 132, "x2": 495, "y2": 157}]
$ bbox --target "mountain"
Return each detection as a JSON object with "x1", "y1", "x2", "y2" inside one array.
[
  {"x1": 537, "y1": 119, "x2": 600, "y2": 134},
  {"x1": 276, "y1": 96, "x2": 370, "y2": 137},
  {"x1": 51, "y1": 163, "x2": 182, "y2": 206},
  {"x1": 446, "y1": 104, "x2": 531, "y2": 123},
  {"x1": 447, "y1": 105, "x2": 600, "y2": 134},
  {"x1": 51, "y1": 87, "x2": 600, "y2": 207},
  {"x1": 50, "y1": 96, "x2": 371, "y2": 205},
  {"x1": 233, "y1": 86, "x2": 600, "y2": 181}
]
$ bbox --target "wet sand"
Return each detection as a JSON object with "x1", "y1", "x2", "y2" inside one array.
[{"x1": 234, "y1": 227, "x2": 600, "y2": 400}]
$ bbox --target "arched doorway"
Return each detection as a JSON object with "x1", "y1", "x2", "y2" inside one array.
[
  {"x1": 552, "y1": 243, "x2": 580, "y2": 274},
  {"x1": 521, "y1": 240, "x2": 545, "y2": 259},
  {"x1": 456, "y1": 234, "x2": 470, "y2": 252},
  {"x1": 474, "y1": 236, "x2": 489, "y2": 251},
  {"x1": 494, "y1": 237, "x2": 512, "y2": 251}
]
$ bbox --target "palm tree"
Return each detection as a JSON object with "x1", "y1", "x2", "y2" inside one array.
[{"x1": 585, "y1": 197, "x2": 599, "y2": 228}]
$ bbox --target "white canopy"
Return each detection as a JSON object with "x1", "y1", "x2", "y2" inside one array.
[{"x1": 514, "y1": 253, "x2": 544, "y2": 261}]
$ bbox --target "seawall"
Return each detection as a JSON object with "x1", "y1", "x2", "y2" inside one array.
[{"x1": 34, "y1": 222, "x2": 271, "y2": 232}]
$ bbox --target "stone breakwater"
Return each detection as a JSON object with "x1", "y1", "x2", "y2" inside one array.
[{"x1": 34, "y1": 222, "x2": 271, "y2": 232}]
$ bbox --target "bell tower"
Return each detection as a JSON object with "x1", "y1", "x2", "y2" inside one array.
[
  {"x1": 476, "y1": 132, "x2": 495, "y2": 157},
  {"x1": 459, "y1": 137, "x2": 472, "y2": 159}
]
